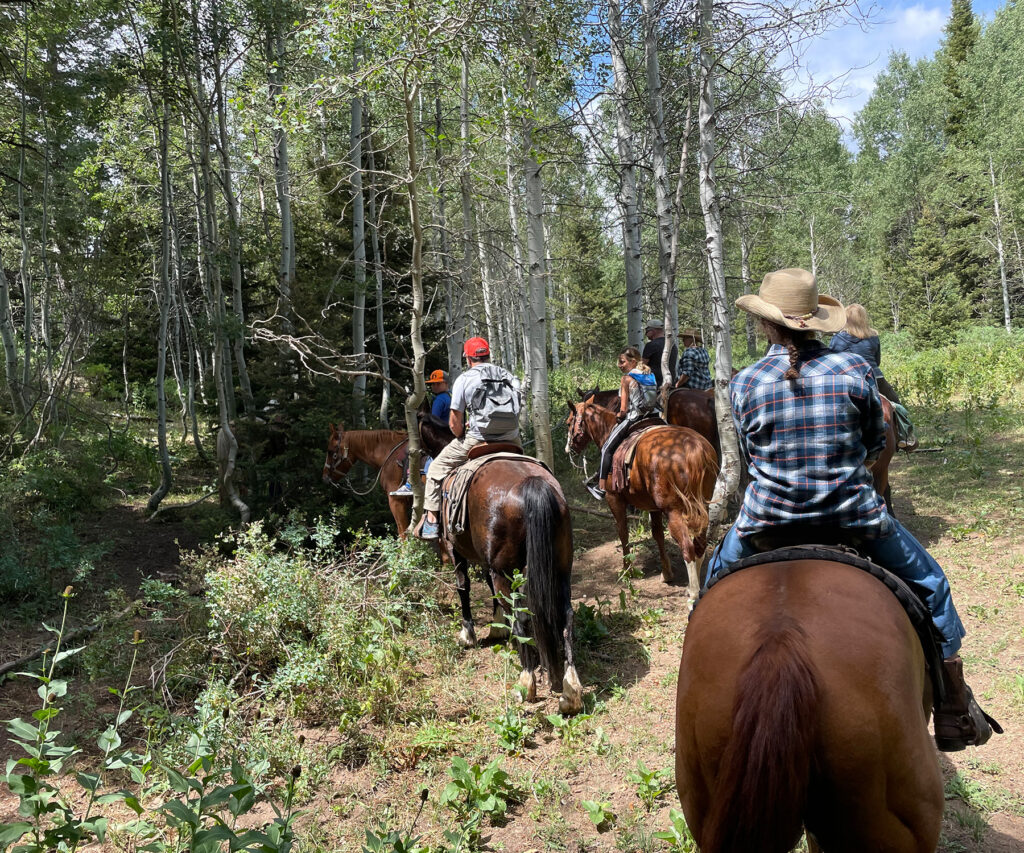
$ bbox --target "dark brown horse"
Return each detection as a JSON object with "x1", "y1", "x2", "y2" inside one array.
[
  {"x1": 871, "y1": 396, "x2": 898, "y2": 516},
  {"x1": 565, "y1": 401, "x2": 718, "y2": 594},
  {"x1": 675, "y1": 558, "x2": 942, "y2": 852},
  {"x1": 322, "y1": 424, "x2": 412, "y2": 538},
  {"x1": 418, "y1": 413, "x2": 583, "y2": 714}
]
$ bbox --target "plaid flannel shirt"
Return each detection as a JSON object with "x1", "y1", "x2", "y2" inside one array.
[
  {"x1": 731, "y1": 343, "x2": 887, "y2": 537},
  {"x1": 678, "y1": 346, "x2": 713, "y2": 390}
]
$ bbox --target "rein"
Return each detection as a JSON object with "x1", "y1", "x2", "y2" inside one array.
[{"x1": 338, "y1": 438, "x2": 409, "y2": 497}]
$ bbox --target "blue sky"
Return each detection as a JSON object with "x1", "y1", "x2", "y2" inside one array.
[{"x1": 803, "y1": 0, "x2": 1003, "y2": 129}]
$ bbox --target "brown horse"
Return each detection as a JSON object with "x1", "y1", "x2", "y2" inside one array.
[
  {"x1": 582, "y1": 387, "x2": 899, "y2": 517},
  {"x1": 675, "y1": 558, "x2": 943, "y2": 852},
  {"x1": 322, "y1": 424, "x2": 412, "y2": 538},
  {"x1": 418, "y1": 413, "x2": 583, "y2": 714},
  {"x1": 565, "y1": 401, "x2": 718, "y2": 594}
]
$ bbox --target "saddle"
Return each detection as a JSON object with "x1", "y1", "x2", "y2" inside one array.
[
  {"x1": 608, "y1": 418, "x2": 670, "y2": 493},
  {"x1": 697, "y1": 540, "x2": 947, "y2": 708},
  {"x1": 440, "y1": 451, "x2": 548, "y2": 546}
]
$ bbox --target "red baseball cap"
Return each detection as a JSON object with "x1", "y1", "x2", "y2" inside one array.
[
  {"x1": 463, "y1": 336, "x2": 490, "y2": 358},
  {"x1": 426, "y1": 369, "x2": 447, "y2": 384}
]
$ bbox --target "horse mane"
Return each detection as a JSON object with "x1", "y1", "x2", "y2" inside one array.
[
  {"x1": 701, "y1": 616, "x2": 819, "y2": 852},
  {"x1": 417, "y1": 411, "x2": 454, "y2": 457},
  {"x1": 345, "y1": 429, "x2": 407, "y2": 456}
]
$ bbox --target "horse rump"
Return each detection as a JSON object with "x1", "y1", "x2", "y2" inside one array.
[
  {"x1": 698, "y1": 618, "x2": 819, "y2": 853},
  {"x1": 519, "y1": 475, "x2": 570, "y2": 685}
]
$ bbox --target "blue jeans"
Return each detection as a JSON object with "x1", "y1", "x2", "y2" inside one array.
[{"x1": 707, "y1": 515, "x2": 965, "y2": 658}]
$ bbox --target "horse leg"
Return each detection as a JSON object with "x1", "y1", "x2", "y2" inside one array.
[
  {"x1": 484, "y1": 569, "x2": 509, "y2": 641},
  {"x1": 606, "y1": 493, "x2": 633, "y2": 575},
  {"x1": 389, "y1": 496, "x2": 410, "y2": 541},
  {"x1": 454, "y1": 553, "x2": 477, "y2": 648},
  {"x1": 650, "y1": 510, "x2": 674, "y2": 583},
  {"x1": 667, "y1": 510, "x2": 699, "y2": 596},
  {"x1": 558, "y1": 573, "x2": 584, "y2": 715}
]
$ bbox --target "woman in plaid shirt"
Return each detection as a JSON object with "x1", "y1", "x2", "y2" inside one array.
[{"x1": 706, "y1": 268, "x2": 999, "y2": 752}]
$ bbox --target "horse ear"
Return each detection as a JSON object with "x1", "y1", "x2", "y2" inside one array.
[
  {"x1": 566, "y1": 400, "x2": 575, "y2": 415},
  {"x1": 329, "y1": 422, "x2": 336, "y2": 434}
]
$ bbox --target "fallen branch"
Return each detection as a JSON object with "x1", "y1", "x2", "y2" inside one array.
[{"x1": 147, "y1": 489, "x2": 218, "y2": 521}]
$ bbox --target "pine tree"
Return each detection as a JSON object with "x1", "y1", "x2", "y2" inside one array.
[{"x1": 943, "y1": 0, "x2": 978, "y2": 141}]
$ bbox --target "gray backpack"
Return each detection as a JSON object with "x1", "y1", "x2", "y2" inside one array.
[{"x1": 469, "y1": 364, "x2": 521, "y2": 438}]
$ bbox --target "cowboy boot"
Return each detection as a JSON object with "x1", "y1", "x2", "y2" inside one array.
[{"x1": 934, "y1": 656, "x2": 1002, "y2": 752}]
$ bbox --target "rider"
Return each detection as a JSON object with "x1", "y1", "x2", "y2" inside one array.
[
  {"x1": 390, "y1": 369, "x2": 452, "y2": 498},
  {"x1": 589, "y1": 346, "x2": 660, "y2": 500},
  {"x1": 418, "y1": 337, "x2": 521, "y2": 540},
  {"x1": 642, "y1": 319, "x2": 677, "y2": 388},
  {"x1": 675, "y1": 327, "x2": 713, "y2": 391},
  {"x1": 707, "y1": 267, "x2": 998, "y2": 752}
]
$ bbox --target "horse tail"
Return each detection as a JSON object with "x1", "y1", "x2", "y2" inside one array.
[
  {"x1": 670, "y1": 437, "x2": 718, "y2": 549},
  {"x1": 701, "y1": 619, "x2": 819, "y2": 853},
  {"x1": 519, "y1": 475, "x2": 568, "y2": 681}
]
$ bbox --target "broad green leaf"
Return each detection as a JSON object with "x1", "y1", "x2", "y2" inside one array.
[{"x1": 0, "y1": 822, "x2": 32, "y2": 846}]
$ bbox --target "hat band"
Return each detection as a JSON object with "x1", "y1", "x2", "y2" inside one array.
[{"x1": 782, "y1": 307, "x2": 819, "y2": 328}]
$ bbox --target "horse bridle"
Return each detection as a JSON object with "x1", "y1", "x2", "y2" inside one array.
[{"x1": 326, "y1": 437, "x2": 409, "y2": 497}]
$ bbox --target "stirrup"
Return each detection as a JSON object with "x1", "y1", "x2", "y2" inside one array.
[
  {"x1": 586, "y1": 483, "x2": 606, "y2": 500},
  {"x1": 934, "y1": 689, "x2": 1002, "y2": 752}
]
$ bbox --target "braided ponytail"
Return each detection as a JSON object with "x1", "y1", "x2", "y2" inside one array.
[{"x1": 762, "y1": 322, "x2": 814, "y2": 384}]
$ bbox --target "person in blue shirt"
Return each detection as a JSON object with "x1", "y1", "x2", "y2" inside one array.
[
  {"x1": 426, "y1": 369, "x2": 452, "y2": 421},
  {"x1": 590, "y1": 347, "x2": 660, "y2": 499},
  {"x1": 707, "y1": 267, "x2": 998, "y2": 752},
  {"x1": 830, "y1": 303, "x2": 900, "y2": 403},
  {"x1": 389, "y1": 369, "x2": 452, "y2": 497}
]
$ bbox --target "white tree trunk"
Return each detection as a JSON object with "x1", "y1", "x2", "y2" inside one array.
[
  {"x1": 643, "y1": 0, "x2": 677, "y2": 391},
  {"x1": 268, "y1": 18, "x2": 295, "y2": 324},
  {"x1": 501, "y1": 81, "x2": 529, "y2": 377},
  {"x1": 989, "y1": 155, "x2": 1012, "y2": 332},
  {"x1": 366, "y1": 124, "x2": 392, "y2": 427},
  {"x1": 609, "y1": 0, "x2": 644, "y2": 349},
  {"x1": 699, "y1": 0, "x2": 741, "y2": 538},
  {"x1": 460, "y1": 47, "x2": 484, "y2": 368},
  {"x1": 522, "y1": 33, "x2": 554, "y2": 468},
  {"x1": 0, "y1": 248, "x2": 25, "y2": 417},
  {"x1": 350, "y1": 48, "x2": 368, "y2": 427}
]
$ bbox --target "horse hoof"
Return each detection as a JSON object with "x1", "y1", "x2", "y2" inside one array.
[
  {"x1": 457, "y1": 627, "x2": 477, "y2": 649},
  {"x1": 517, "y1": 669, "x2": 537, "y2": 703},
  {"x1": 559, "y1": 666, "x2": 584, "y2": 715}
]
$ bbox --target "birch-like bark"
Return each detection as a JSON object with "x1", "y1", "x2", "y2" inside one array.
[
  {"x1": 147, "y1": 51, "x2": 174, "y2": 514},
  {"x1": 609, "y1": 0, "x2": 644, "y2": 349},
  {"x1": 460, "y1": 48, "x2": 490, "y2": 353},
  {"x1": 432, "y1": 80, "x2": 463, "y2": 377},
  {"x1": 501, "y1": 80, "x2": 529, "y2": 377},
  {"x1": 809, "y1": 214, "x2": 817, "y2": 277},
  {"x1": 522, "y1": 12, "x2": 554, "y2": 468},
  {"x1": 403, "y1": 70, "x2": 429, "y2": 525},
  {"x1": 366, "y1": 126, "x2": 392, "y2": 427},
  {"x1": 268, "y1": 17, "x2": 295, "y2": 324},
  {"x1": 737, "y1": 144, "x2": 757, "y2": 357},
  {"x1": 643, "y1": 0, "x2": 677, "y2": 391},
  {"x1": 0, "y1": 249, "x2": 25, "y2": 416},
  {"x1": 350, "y1": 47, "x2": 368, "y2": 427},
  {"x1": 18, "y1": 16, "x2": 36, "y2": 428},
  {"x1": 989, "y1": 155, "x2": 1012, "y2": 332},
  {"x1": 212, "y1": 0, "x2": 254, "y2": 415},
  {"x1": 544, "y1": 219, "x2": 560, "y2": 370},
  {"x1": 699, "y1": 0, "x2": 741, "y2": 545}
]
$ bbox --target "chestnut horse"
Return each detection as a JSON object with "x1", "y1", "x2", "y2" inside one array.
[
  {"x1": 675, "y1": 557, "x2": 943, "y2": 852},
  {"x1": 565, "y1": 401, "x2": 718, "y2": 595},
  {"x1": 322, "y1": 424, "x2": 412, "y2": 538},
  {"x1": 582, "y1": 387, "x2": 898, "y2": 517},
  {"x1": 418, "y1": 413, "x2": 583, "y2": 714}
]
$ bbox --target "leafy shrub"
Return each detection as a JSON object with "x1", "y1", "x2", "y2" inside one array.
[{"x1": 439, "y1": 757, "x2": 518, "y2": 822}]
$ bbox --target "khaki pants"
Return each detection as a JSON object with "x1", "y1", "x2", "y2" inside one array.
[{"x1": 424, "y1": 434, "x2": 484, "y2": 512}]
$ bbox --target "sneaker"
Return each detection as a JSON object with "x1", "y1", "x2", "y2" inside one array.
[
  {"x1": 389, "y1": 483, "x2": 414, "y2": 497},
  {"x1": 419, "y1": 519, "x2": 439, "y2": 540},
  {"x1": 586, "y1": 483, "x2": 606, "y2": 501}
]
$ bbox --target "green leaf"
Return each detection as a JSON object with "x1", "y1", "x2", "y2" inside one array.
[
  {"x1": 97, "y1": 726, "x2": 121, "y2": 753},
  {"x1": 0, "y1": 822, "x2": 32, "y2": 846},
  {"x1": 53, "y1": 646, "x2": 85, "y2": 665},
  {"x1": 116, "y1": 709, "x2": 133, "y2": 726},
  {"x1": 164, "y1": 767, "x2": 190, "y2": 793},
  {"x1": 6, "y1": 719, "x2": 39, "y2": 741},
  {"x1": 161, "y1": 798, "x2": 200, "y2": 828},
  {"x1": 76, "y1": 772, "x2": 101, "y2": 792},
  {"x1": 124, "y1": 794, "x2": 143, "y2": 815}
]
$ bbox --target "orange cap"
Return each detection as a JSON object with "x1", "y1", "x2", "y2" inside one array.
[{"x1": 426, "y1": 369, "x2": 447, "y2": 384}]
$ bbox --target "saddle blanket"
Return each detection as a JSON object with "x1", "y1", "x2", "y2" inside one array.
[
  {"x1": 441, "y1": 452, "x2": 550, "y2": 545},
  {"x1": 609, "y1": 422, "x2": 674, "y2": 493}
]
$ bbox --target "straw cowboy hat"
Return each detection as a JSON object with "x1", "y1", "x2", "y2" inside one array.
[
  {"x1": 735, "y1": 268, "x2": 846, "y2": 334},
  {"x1": 680, "y1": 327, "x2": 703, "y2": 343}
]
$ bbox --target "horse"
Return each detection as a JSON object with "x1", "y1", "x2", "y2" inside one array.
[
  {"x1": 565, "y1": 400, "x2": 718, "y2": 594},
  {"x1": 675, "y1": 557, "x2": 943, "y2": 852},
  {"x1": 577, "y1": 386, "x2": 719, "y2": 459},
  {"x1": 581, "y1": 386, "x2": 899, "y2": 517},
  {"x1": 322, "y1": 423, "x2": 412, "y2": 539},
  {"x1": 418, "y1": 412, "x2": 583, "y2": 714}
]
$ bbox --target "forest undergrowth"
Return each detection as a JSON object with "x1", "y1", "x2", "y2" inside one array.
[{"x1": 2, "y1": 329, "x2": 1024, "y2": 851}]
